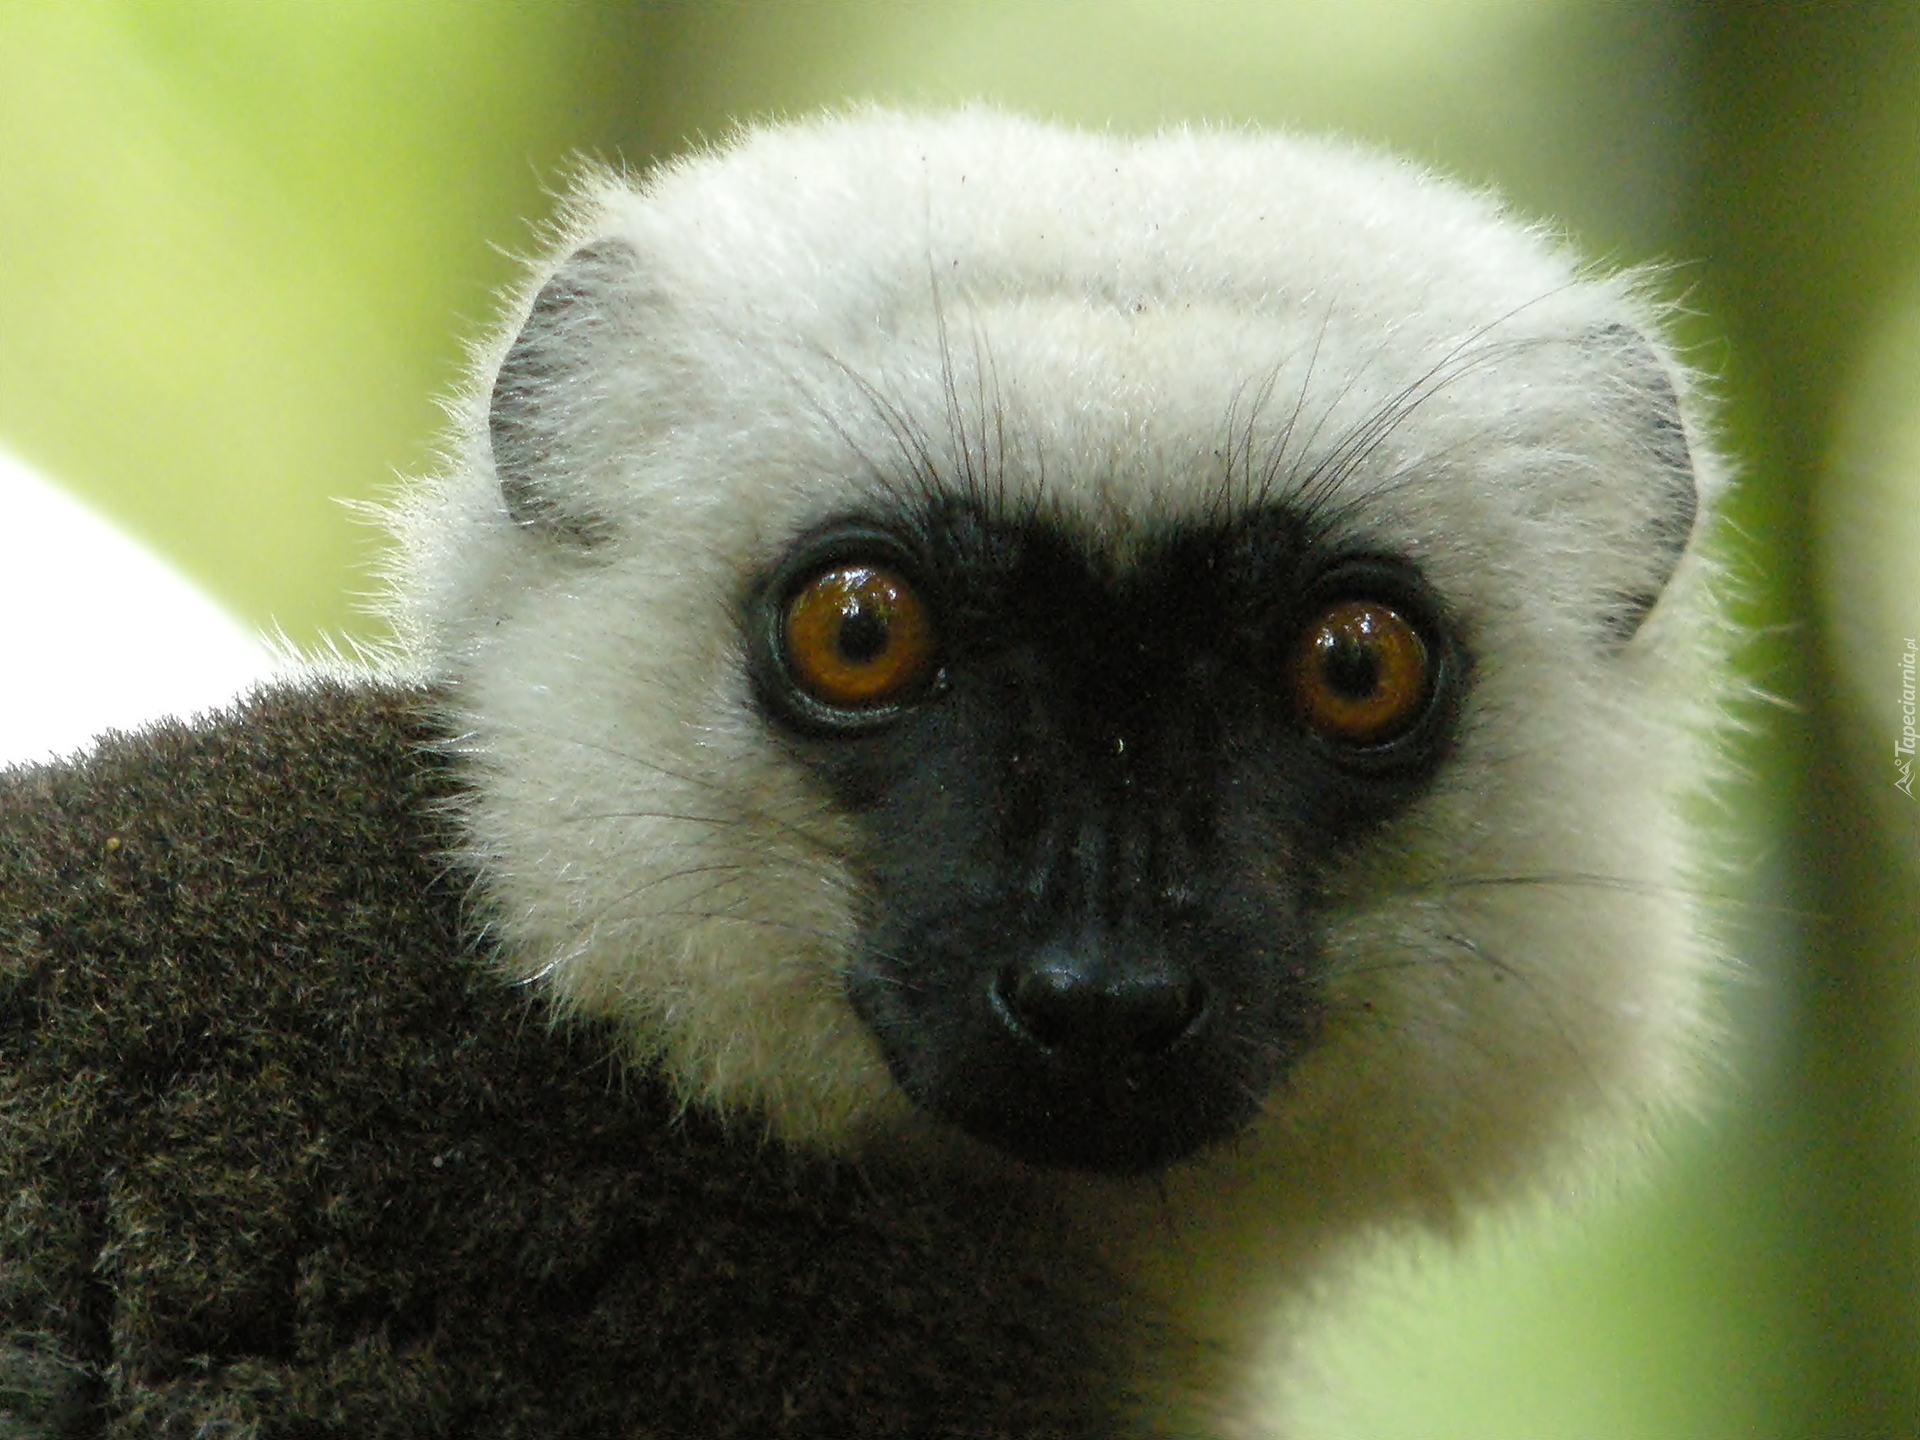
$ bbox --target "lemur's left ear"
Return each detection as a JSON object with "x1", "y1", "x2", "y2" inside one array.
[
  {"x1": 488, "y1": 236, "x2": 641, "y2": 546},
  {"x1": 1596, "y1": 323, "x2": 1699, "y2": 641}
]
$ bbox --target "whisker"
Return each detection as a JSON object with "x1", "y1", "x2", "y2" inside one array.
[
  {"x1": 1400, "y1": 870, "x2": 1805, "y2": 919},
  {"x1": 1248, "y1": 289, "x2": 1583, "y2": 534}
]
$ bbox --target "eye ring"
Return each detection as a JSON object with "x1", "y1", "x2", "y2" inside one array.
[
  {"x1": 1291, "y1": 595, "x2": 1437, "y2": 750},
  {"x1": 782, "y1": 561, "x2": 936, "y2": 711},
  {"x1": 753, "y1": 533, "x2": 942, "y2": 733}
]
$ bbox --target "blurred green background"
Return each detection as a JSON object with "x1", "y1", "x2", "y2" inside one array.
[{"x1": 3, "y1": 3, "x2": 1917, "y2": 1434}]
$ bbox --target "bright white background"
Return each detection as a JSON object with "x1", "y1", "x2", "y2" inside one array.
[{"x1": 0, "y1": 449, "x2": 272, "y2": 764}]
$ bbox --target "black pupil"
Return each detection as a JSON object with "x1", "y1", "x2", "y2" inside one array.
[
  {"x1": 1322, "y1": 637, "x2": 1381, "y2": 699},
  {"x1": 837, "y1": 599, "x2": 890, "y2": 663}
]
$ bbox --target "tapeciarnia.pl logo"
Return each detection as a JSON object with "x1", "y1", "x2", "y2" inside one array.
[{"x1": 1898, "y1": 637, "x2": 1917, "y2": 798}]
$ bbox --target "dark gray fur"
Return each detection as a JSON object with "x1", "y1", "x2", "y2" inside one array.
[{"x1": 0, "y1": 683, "x2": 1134, "y2": 1439}]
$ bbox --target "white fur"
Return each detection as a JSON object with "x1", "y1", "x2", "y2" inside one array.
[{"x1": 386, "y1": 110, "x2": 1726, "y2": 1434}]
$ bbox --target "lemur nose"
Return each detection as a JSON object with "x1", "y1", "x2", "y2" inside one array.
[{"x1": 995, "y1": 952, "x2": 1204, "y2": 1060}]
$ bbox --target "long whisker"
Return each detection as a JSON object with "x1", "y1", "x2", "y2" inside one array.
[
  {"x1": 1242, "y1": 288, "x2": 1583, "y2": 538},
  {"x1": 1398, "y1": 869, "x2": 1804, "y2": 919}
]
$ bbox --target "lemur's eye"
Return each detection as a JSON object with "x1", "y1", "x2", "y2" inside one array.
[
  {"x1": 1292, "y1": 598, "x2": 1433, "y2": 747},
  {"x1": 781, "y1": 563, "x2": 936, "y2": 712}
]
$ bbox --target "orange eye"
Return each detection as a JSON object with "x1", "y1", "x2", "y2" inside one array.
[
  {"x1": 781, "y1": 563, "x2": 936, "y2": 712},
  {"x1": 1292, "y1": 598, "x2": 1433, "y2": 746}
]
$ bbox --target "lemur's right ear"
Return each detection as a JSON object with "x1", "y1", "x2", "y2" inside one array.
[{"x1": 488, "y1": 236, "x2": 640, "y2": 546}]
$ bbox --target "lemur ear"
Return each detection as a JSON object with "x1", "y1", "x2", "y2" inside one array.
[
  {"x1": 1596, "y1": 322, "x2": 1699, "y2": 641},
  {"x1": 489, "y1": 236, "x2": 640, "y2": 545}
]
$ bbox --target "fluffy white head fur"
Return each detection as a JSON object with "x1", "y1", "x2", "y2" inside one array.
[{"x1": 390, "y1": 111, "x2": 1721, "y2": 1250}]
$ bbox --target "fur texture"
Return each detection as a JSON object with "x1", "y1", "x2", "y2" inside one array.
[
  {"x1": 0, "y1": 683, "x2": 1130, "y2": 1437},
  {"x1": 383, "y1": 110, "x2": 1725, "y2": 1428},
  {"x1": 5, "y1": 110, "x2": 1725, "y2": 1436}
]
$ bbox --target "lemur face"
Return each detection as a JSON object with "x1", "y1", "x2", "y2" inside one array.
[
  {"x1": 394, "y1": 112, "x2": 1716, "y2": 1199},
  {"x1": 741, "y1": 503, "x2": 1466, "y2": 1173}
]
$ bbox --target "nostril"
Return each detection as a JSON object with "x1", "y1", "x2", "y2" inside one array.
[
  {"x1": 1119, "y1": 972, "x2": 1205, "y2": 1054},
  {"x1": 997, "y1": 962, "x2": 1079, "y2": 1049},
  {"x1": 994, "y1": 960, "x2": 1204, "y2": 1059}
]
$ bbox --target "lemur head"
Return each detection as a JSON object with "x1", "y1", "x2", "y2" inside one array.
[{"x1": 391, "y1": 111, "x2": 1718, "y2": 1212}]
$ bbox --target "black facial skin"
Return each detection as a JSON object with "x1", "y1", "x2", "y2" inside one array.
[{"x1": 748, "y1": 500, "x2": 1465, "y2": 1176}]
